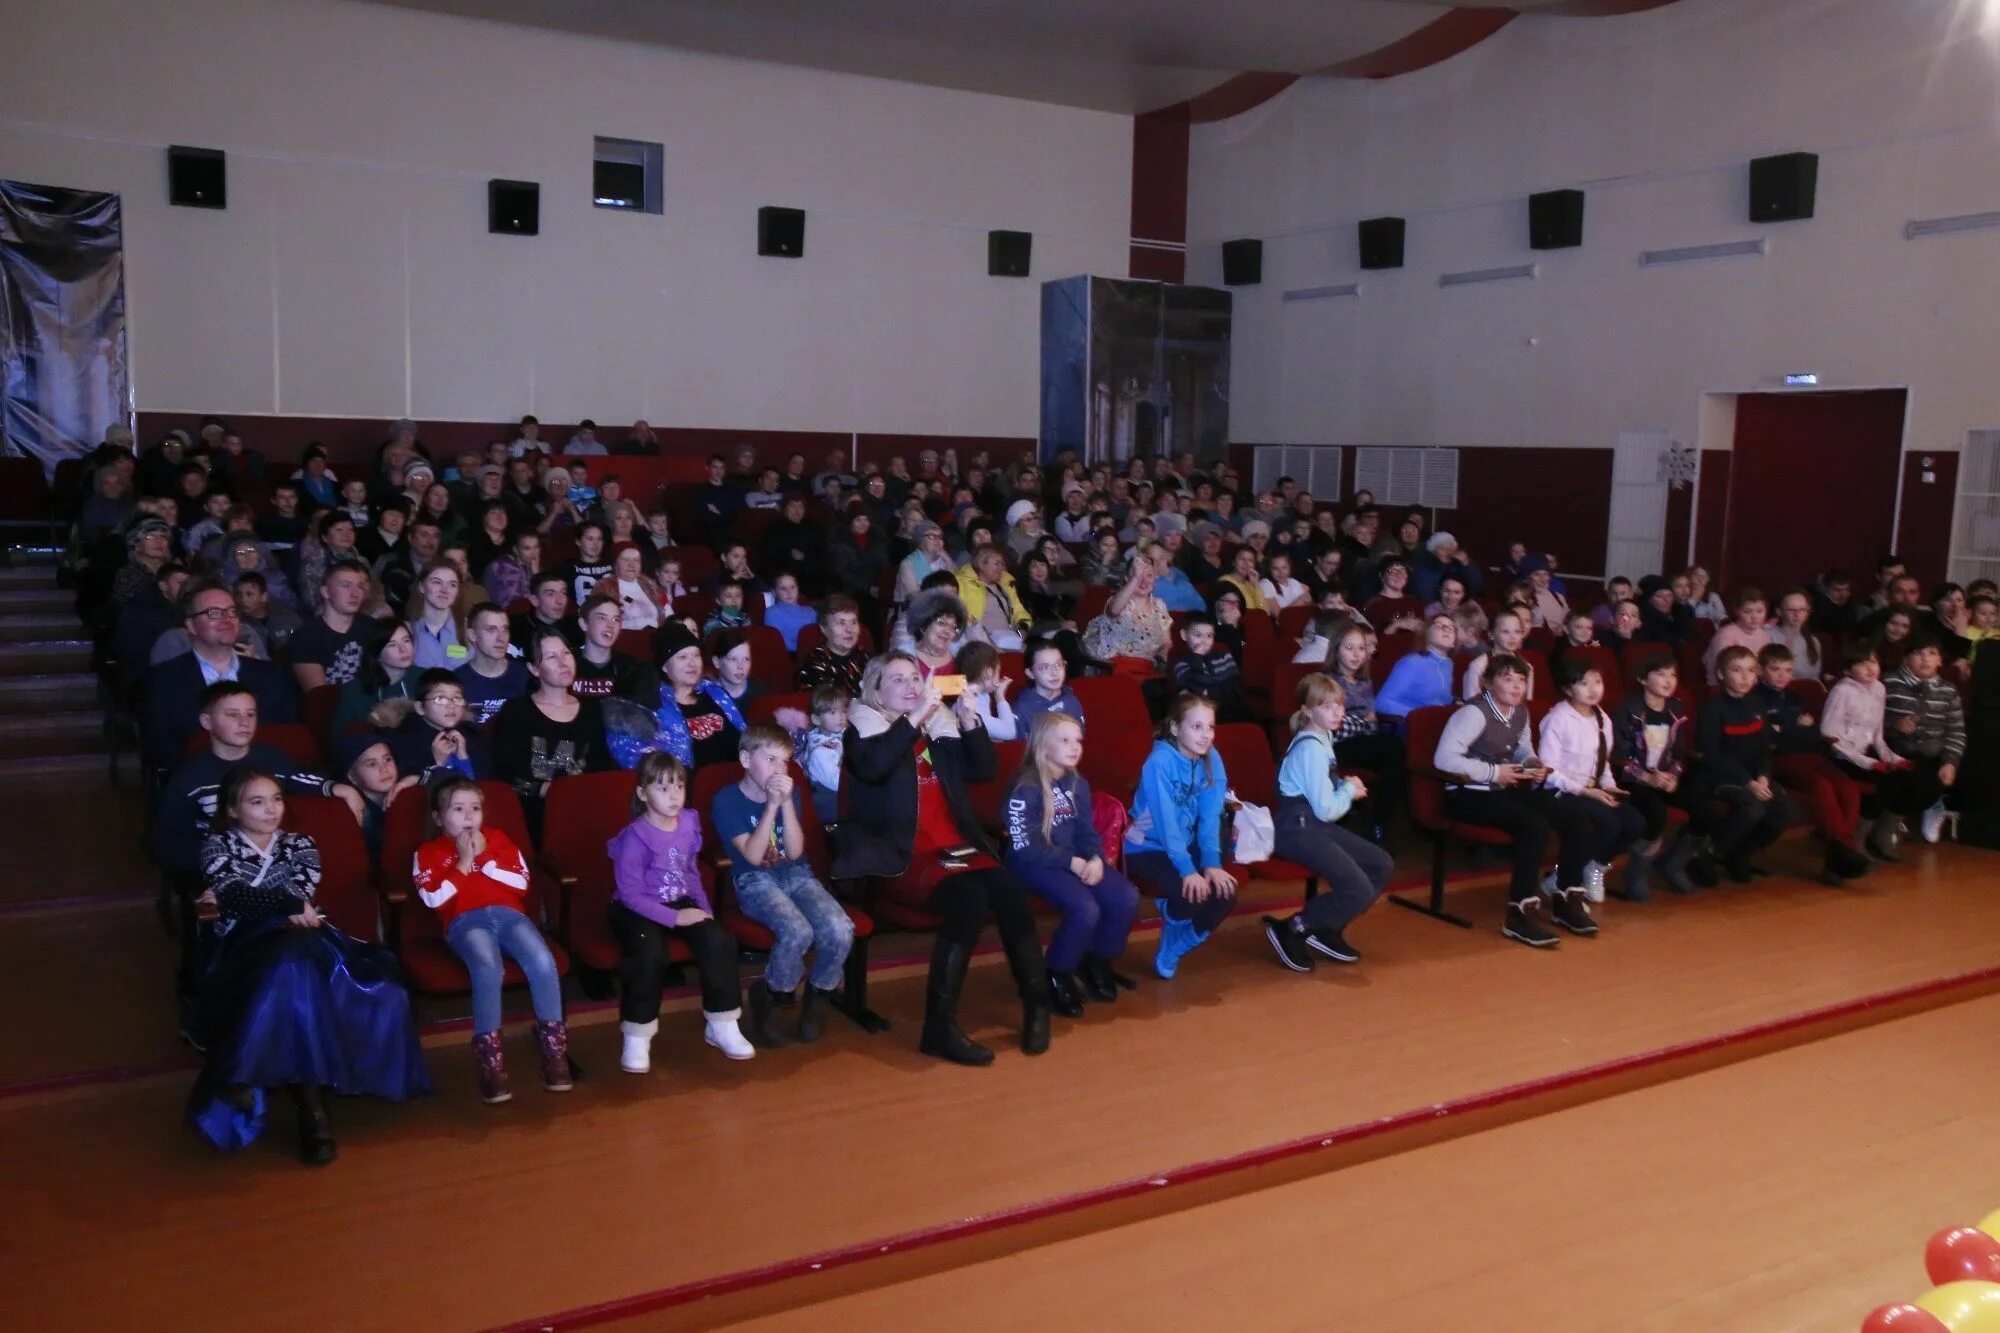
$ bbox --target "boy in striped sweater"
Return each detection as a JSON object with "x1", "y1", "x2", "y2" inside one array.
[{"x1": 1883, "y1": 638, "x2": 1966, "y2": 845}]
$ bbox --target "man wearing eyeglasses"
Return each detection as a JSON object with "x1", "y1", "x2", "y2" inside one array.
[{"x1": 141, "y1": 579, "x2": 299, "y2": 772}]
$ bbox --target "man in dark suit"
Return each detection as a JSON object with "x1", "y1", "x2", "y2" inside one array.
[{"x1": 141, "y1": 579, "x2": 298, "y2": 773}]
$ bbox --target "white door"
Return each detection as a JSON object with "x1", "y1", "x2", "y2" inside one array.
[
  {"x1": 1951, "y1": 430, "x2": 2000, "y2": 587},
  {"x1": 1605, "y1": 429, "x2": 1673, "y2": 582}
]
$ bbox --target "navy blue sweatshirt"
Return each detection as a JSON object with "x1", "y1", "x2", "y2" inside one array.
[
  {"x1": 1003, "y1": 773, "x2": 1103, "y2": 877},
  {"x1": 1694, "y1": 689, "x2": 1774, "y2": 786}
]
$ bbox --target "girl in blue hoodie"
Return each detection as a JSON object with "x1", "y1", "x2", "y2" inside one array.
[
  {"x1": 1127, "y1": 694, "x2": 1235, "y2": 979},
  {"x1": 1005, "y1": 713, "x2": 1140, "y2": 1015}
]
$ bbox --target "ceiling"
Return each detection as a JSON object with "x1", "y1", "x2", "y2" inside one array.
[{"x1": 362, "y1": 0, "x2": 1670, "y2": 114}]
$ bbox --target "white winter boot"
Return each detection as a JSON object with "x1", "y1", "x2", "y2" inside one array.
[
  {"x1": 619, "y1": 1019, "x2": 658, "y2": 1074},
  {"x1": 703, "y1": 1009, "x2": 756, "y2": 1061}
]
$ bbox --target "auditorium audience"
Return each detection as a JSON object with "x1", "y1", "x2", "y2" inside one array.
[{"x1": 65, "y1": 417, "x2": 1989, "y2": 1156}]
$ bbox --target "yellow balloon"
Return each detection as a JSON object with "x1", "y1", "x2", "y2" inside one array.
[
  {"x1": 1980, "y1": 1211, "x2": 2000, "y2": 1243},
  {"x1": 1917, "y1": 1281, "x2": 2000, "y2": 1331}
]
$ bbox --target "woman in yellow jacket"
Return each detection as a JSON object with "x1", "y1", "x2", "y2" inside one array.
[
  {"x1": 956, "y1": 546, "x2": 1031, "y2": 651},
  {"x1": 1218, "y1": 544, "x2": 1270, "y2": 614}
]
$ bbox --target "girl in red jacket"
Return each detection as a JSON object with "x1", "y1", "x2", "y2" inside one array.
[{"x1": 411, "y1": 778, "x2": 569, "y2": 1104}]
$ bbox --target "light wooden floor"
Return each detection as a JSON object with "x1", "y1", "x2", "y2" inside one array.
[
  {"x1": 1, "y1": 842, "x2": 1995, "y2": 1331},
  {"x1": 728, "y1": 993, "x2": 2000, "y2": 1333}
]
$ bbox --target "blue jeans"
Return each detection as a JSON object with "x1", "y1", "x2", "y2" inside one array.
[
  {"x1": 732, "y1": 860, "x2": 854, "y2": 993},
  {"x1": 445, "y1": 904, "x2": 564, "y2": 1034}
]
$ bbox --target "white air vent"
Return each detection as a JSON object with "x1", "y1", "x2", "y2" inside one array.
[
  {"x1": 1639, "y1": 238, "x2": 1767, "y2": 266},
  {"x1": 1355, "y1": 446, "x2": 1458, "y2": 507},
  {"x1": 1281, "y1": 283, "x2": 1360, "y2": 302},
  {"x1": 1439, "y1": 263, "x2": 1536, "y2": 288},
  {"x1": 1906, "y1": 210, "x2": 2000, "y2": 240}
]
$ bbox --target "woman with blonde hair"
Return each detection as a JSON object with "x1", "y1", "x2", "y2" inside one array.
[{"x1": 1258, "y1": 674, "x2": 1395, "y2": 971}]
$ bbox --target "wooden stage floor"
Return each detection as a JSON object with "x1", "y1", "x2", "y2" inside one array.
[
  {"x1": 2, "y1": 840, "x2": 1996, "y2": 1331},
  {"x1": 729, "y1": 992, "x2": 2000, "y2": 1333}
]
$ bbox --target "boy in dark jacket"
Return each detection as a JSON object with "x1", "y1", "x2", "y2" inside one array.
[
  {"x1": 1754, "y1": 643, "x2": 1871, "y2": 883},
  {"x1": 1171, "y1": 614, "x2": 1246, "y2": 722},
  {"x1": 1607, "y1": 653, "x2": 1700, "y2": 897},
  {"x1": 1691, "y1": 645, "x2": 1801, "y2": 882}
]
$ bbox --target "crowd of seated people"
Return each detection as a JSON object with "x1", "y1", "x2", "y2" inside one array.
[{"x1": 56, "y1": 417, "x2": 1994, "y2": 1164}]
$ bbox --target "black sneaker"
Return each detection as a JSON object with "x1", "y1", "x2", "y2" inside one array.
[
  {"x1": 1503, "y1": 899, "x2": 1560, "y2": 949},
  {"x1": 1686, "y1": 855, "x2": 1723, "y2": 889},
  {"x1": 1262, "y1": 915, "x2": 1317, "y2": 973},
  {"x1": 1305, "y1": 928, "x2": 1360, "y2": 964},
  {"x1": 1550, "y1": 888, "x2": 1598, "y2": 936},
  {"x1": 1724, "y1": 855, "x2": 1756, "y2": 885}
]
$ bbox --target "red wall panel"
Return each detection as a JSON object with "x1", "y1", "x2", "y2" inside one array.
[
  {"x1": 1722, "y1": 390, "x2": 1905, "y2": 592},
  {"x1": 1430, "y1": 446, "x2": 1614, "y2": 585},
  {"x1": 1897, "y1": 448, "x2": 1959, "y2": 586},
  {"x1": 1693, "y1": 450, "x2": 1731, "y2": 577}
]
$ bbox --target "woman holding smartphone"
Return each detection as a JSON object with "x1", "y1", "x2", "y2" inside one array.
[{"x1": 835, "y1": 651, "x2": 1055, "y2": 1067}]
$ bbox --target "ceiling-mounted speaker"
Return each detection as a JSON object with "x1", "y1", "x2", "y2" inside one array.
[
  {"x1": 1221, "y1": 238, "x2": 1263, "y2": 286},
  {"x1": 1358, "y1": 216, "x2": 1405, "y2": 270},
  {"x1": 1749, "y1": 151, "x2": 1818, "y2": 223},
  {"x1": 487, "y1": 179, "x2": 539, "y2": 235},
  {"x1": 1529, "y1": 189, "x2": 1584, "y2": 250},
  {"x1": 168, "y1": 146, "x2": 226, "y2": 209},
  {"x1": 758, "y1": 206, "x2": 805, "y2": 257},
  {"x1": 988, "y1": 229, "x2": 1031, "y2": 277}
]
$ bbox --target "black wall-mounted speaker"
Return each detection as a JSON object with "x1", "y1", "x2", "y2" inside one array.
[
  {"x1": 1529, "y1": 189, "x2": 1585, "y2": 250},
  {"x1": 168, "y1": 146, "x2": 226, "y2": 209},
  {"x1": 758, "y1": 206, "x2": 805, "y2": 257},
  {"x1": 1358, "y1": 216, "x2": 1405, "y2": 270},
  {"x1": 488, "y1": 179, "x2": 539, "y2": 235},
  {"x1": 988, "y1": 229, "x2": 1032, "y2": 277},
  {"x1": 1749, "y1": 151, "x2": 1818, "y2": 223},
  {"x1": 1221, "y1": 237, "x2": 1263, "y2": 286}
]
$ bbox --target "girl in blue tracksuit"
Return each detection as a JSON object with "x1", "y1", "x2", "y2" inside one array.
[
  {"x1": 1005, "y1": 713, "x2": 1140, "y2": 1015},
  {"x1": 1126, "y1": 694, "x2": 1235, "y2": 979}
]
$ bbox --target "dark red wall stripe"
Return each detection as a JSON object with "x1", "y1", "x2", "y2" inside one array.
[
  {"x1": 1318, "y1": 7, "x2": 1519, "y2": 80},
  {"x1": 1129, "y1": 104, "x2": 1191, "y2": 281}
]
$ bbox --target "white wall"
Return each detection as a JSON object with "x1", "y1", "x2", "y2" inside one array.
[
  {"x1": 0, "y1": 0, "x2": 1132, "y2": 434},
  {"x1": 1185, "y1": 0, "x2": 2000, "y2": 461}
]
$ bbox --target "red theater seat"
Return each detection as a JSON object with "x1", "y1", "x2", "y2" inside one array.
[
  {"x1": 538, "y1": 769, "x2": 675, "y2": 976},
  {"x1": 1396, "y1": 704, "x2": 1512, "y2": 929},
  {"x1": 282, "y1": 794, "x2": 381, "y2": 942},
  {"x1": 1209, "y1": 723, "x2": 1322, "y2": 894}
]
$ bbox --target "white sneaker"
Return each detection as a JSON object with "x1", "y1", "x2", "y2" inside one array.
[
  {"x1": 703, "y1": 1010, "x2": 756, "y2": 1061},
  {"x1": 619, "y1": 1019, "x2": 657, "y2": 1074},
  {"x1": 1582, "y1": 861, "x2": 1606, "y2": 904},
  {"x1": 1921, "y1": 801, "x2": 1949, "y2": 844}
]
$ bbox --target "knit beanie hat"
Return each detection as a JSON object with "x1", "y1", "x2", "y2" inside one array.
[
  {"x1": 652, "y1": 620, "x2": 701, "y2": 665},
  {"x1": 330, "y1": 731, "x2": 391, "y2": 779},
  {"x1": 1005, "y1": 499, "x2": 1039, "y2": 531}
]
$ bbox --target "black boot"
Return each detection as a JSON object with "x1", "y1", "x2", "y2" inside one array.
[
  {"x1": 1611, "y1": 846, "x2": 1653, "y2": 902},
  {"x1": 796, "y1": 986, "x2": 832, "y2": 1044},
  {"x1": 1000, "y1": 930, "x2": 1053, "y2": 1056},
  {"x1": 1832, "y1": 839, "x2": 1873, "y2": 880},
  {"x1": 1657, "y1": 835, "x2": 1700, "y2": 895},
  {"x1": 1077, "y1": 957, "x2": 1118, "y2": 1004},
  {"x1": 918, "y1": 941, "x2": 993, "y2": 1067},
  {"x1": 291, "y1": 1084, "x2": 336, "y2": 1167},
  {"x1": 1046, "y1": 970, "x2": 1086, "y2": 1018},
  {"x1": 747, "y1": 979, "x2": 791, "y2": 1048}
]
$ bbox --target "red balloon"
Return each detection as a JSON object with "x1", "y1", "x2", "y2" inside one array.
[
  {"x1": 1926, "y1": 1227, "x2": 2000, "y2": 1285},
  {"x1": 1861, "y1": 1303, "x2": 1949, "y2": 1332}
]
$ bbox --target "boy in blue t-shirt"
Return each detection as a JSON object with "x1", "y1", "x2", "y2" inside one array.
[
  {"x1": 712, "y1": 724, "x2": 855, "y2": 1045},
  {"x1": 455, "y1": 604, "x2": 531, "y2": 724}
]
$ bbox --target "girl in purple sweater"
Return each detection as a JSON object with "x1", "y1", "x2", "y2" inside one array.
[{"x1": 606, "y1": 750, "x2": 753, "y2": 1073}]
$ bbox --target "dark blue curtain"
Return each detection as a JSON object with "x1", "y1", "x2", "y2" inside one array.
[{"x1": 0, "y1": 180, "x2": 129, "y2": 476}]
